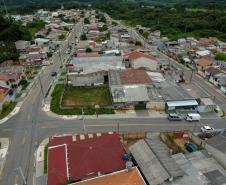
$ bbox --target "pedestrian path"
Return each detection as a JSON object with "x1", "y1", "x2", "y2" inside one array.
[
  {"x1": 42, "y1": 103, "x2": 167, "y2": 120},
  {"x1": 0, "y1": 138, "x2": 9, "y2": 177}
]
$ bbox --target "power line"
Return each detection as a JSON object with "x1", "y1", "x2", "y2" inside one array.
[{"x1": 2, "y1": 0, "x2": 9, "y2": 19}]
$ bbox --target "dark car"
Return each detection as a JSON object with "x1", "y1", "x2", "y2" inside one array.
[{"x1": 51, "y1": 72, "x2": 57, "y2": 77}]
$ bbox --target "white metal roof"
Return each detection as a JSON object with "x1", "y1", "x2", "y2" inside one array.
[{"x1": 166, "y1": 100, "x2": 198, "y2": 107}]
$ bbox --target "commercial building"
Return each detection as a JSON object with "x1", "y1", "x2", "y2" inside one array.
[{"x1": 47, "y1": 132, "x2": 126, "y2": 185}]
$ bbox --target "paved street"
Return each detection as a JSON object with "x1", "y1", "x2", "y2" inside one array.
[{"x1": 0, "y1": 14, "x2": 225, "y2": 185}]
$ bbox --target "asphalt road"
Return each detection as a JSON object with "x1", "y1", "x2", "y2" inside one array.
[{"x1": 0, "y1": 15, "x2": 225, "y2": 185}]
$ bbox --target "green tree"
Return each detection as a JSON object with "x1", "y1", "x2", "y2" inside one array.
[
  {"x1": 2, "y1": 101, "x2": 10, "y2": 111},
  {"x1": 84, "y1": 18, "x2": 90, "y2": 24},
  {"x1": 215, "y1": 52, "x2": 226, "y2": 62},
  {"x1": 86, "y1": 47, "x2": 92, "y2": 52},
  {"x1": 135, "y1": 41, "x2": 142, "y2": 46}
]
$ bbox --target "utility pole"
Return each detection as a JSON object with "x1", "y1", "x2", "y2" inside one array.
[
  {"x1": 2, "y1": 0, "x2": 9, "y2": 19},
  {"x1": 38, "y1": 76, "x2": 46, "y2": 104},
  {"x1": 189, "y1": 69, "x2": 194, "y2": 83},
  {"x1": 15, "y1": 167, "x2": 27, "y2": 185},
  {"x1": 58, "y1": 50, "x2": 63, "y2": 67},
  {"x1": 81, "y1": 108, "x2": 86, "y2": 134}
]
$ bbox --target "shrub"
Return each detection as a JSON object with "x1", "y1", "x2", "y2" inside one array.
[{"x1": 2, "y1": 101, "x2": 10, "y2": 111}]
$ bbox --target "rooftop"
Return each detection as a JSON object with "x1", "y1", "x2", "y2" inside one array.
[
  {"x1": 72, "y1": 167, "x2": 146, "y2": 185},
  {"x1": 68, "y1": 56, "x2": 124, "y2": 75},
  {"x1": 47, "y1": 133, "x2": 126, "y2": 185},
  {"x1": 109, "y1": 69, "x2": 153, "y2": 86},
  {"x1": 196, "y1": 57, "x2": 213, "y2": 67},
  {"x1": 129, "y1": 139, "x2": 170, "y2": 185},
  {"x1": 124, "y1": 51, "x2": 158, "y2": 61}
]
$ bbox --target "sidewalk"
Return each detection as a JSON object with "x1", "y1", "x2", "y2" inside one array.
[
  {"x1": 35, "y1": 138, "x2": 48, "y2": 185},
  {"x1": 0, "y1": 138, "x2": 9, "y2": 177},
  {"x1": 42, "y1": 103, "x2": 167, "y2": 120}
]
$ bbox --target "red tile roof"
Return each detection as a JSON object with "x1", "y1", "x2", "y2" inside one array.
[
  {"x1": 124, "y1": 51, "x2": 157, "y2": 61},
  {"x1": 196, "y1": 57, "x2": 213, "y2": 67},
  {"x1": 205, "y1": 66, "x2": 222, "y2": 75},
  {"x1": 0, "y1": 72, "x2": 21, "y2": 82},
  {"x1": 47, "y1": 133, "x2": 126, "y2": 185},
  {"x1": 73, "y1": 168, "x2": 146, "y2": 185},
  {"x1": 120, "y1": 69, "x2": 153, "y2": 85},
  {"x1": 48, "y1": 145, "x2": 68, "y2": 185}
]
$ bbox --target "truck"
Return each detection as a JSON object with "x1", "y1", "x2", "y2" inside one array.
[{"x1": 185, "y1": 113, "x2": 201, "y2": 122}]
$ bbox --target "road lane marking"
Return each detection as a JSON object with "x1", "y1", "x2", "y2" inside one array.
[
  {"x1": 41, "y1": 125, "x2": 57, "y2": 129},
  {"x1": 22, "y1": 135, "x2": 26, "y2": 145}
]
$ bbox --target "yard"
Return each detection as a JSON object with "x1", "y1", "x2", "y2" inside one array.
[
  {"x1": 50, "y1": 84, "x2": 114, "y2": 115},
  {"x1": 0, "y1": 102, "x2": 17, "y2": 120},
  {"x1": 61, "y1": 86, "x2": 112, "y2": 107}
]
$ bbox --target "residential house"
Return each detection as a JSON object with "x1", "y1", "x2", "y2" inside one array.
[
  {"x1": 0, "y1": 72, "x2": 23, "y2": 88},
  {"x1": 66, "y1": 56, "x2": 124, "y2": 86},
  {"x1": 35, "y1": 38, "x2": 50, "y2": 47},
  {"x1": 204, "y1": 66, "x2": 223, "y2": 85},
  {"x1": 196, "y1": 57, "x2": 213, "y2": 76},
  {"x1": 15, "y1": 40, "x2": 30, "y2": 50},
  {"x1": 216, "y1": 73, "x2": 226, "y2": 94},
  {"x1": 196, "y1": 50, "x2": 211, "y2": 58},
  {"x1": 0, "y1": 86, "x2": 13, "y2": 110},
  {"x1": 124, "y1": 51, "x2": 158, "y2": 71},
  {"x1": 109, "y1": 69, "x2": 153, "y2": 106}
]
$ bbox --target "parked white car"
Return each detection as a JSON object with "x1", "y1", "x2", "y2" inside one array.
[{"x1": 201, "y1": 126, "x2": 214, "y2": 133}]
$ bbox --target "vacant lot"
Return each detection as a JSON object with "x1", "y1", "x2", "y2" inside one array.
[{"x1": 62, "y1": 86, "x2": 112, "y2": 107}]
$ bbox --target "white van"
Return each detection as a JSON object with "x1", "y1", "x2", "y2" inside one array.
[{"x1": 185, "y1": 113, "x2": 201, "y2": 121}]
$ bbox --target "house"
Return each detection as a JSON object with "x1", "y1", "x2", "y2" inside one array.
[
  {"x1": 47, "y1": 133, "x2": 126, "y2": 185},
  {"x1": 109, "y1": 69, "x2": 153, "y2": 106},
  {"x1": 0, "y1": 72, "x2": 23, "y2": 88},
  {"x1": 71, "y1": 167, "x2": 146, "y2": 185},
  {"x1": 0, "y1": 86, "x2": 13, "y2": 110},
  {"x1": 216, "y1": 73, "x2": 226, "y2": 94},
  {"x1": 35, "y1": 38, "x2": 50, "y2": 47},
  {"x1": 28, "y1": 51, "x2": 47, "y2": 61},
  {"x1": 204, "y1": 66, "x2": 222, "y2": 79},
  {"x1": 66, "y1": 56, "x2": 124, "y2": 86},
  {"x1": 196, "y1": 50, "x2": 211, "y2": 58},
  {"x1": 15, "y1": 40, "x2": 30, "y2": 50},
  {"x1": 124, "y1": 51, "x2": 158, "y2": 71},
  {"x1": 196, "y1": 57, "x2": 213, "y2": 76}
]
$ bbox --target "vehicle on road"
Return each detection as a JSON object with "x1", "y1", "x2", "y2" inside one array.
[
  {"x1": 51, "y1": 72, "x2": 57, "y2": 77},
  {"x1": 168, "y1": 113, "x2": 183, "y2": 121},
  {"x1": 185, "y1": 113, "x2": 201, "y2": 121},
  {"x1": 201, "y1": 126, "x2": 214, "y2": 133}
]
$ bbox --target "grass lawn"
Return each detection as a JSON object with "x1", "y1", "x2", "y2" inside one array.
[
  {"x1": 44, "y1": 145, "x2": 48, "y2": 174},
  {"x1": 50, "y1": 84, "x2": 114, "y2": 115},
  {"x1": 62, "y1": 86, "x2": 112, "y2": 107},
  {"x1": 0, "y1": 102, "x2": 17, "y2": 119}
]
